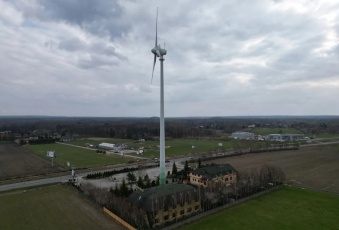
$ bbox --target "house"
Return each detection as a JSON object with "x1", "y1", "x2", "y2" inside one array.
[
  {"x1": 0, "y1": 131, "x2": 13, "y2": 140},
  {"x1": 60, "y1": 134, "x2": 71, "y2": 142},
  {"x1": 128, "y1": 184, "x2": 201, "y2": 228},
  {"x1": 188, "y1": 163, "x2": 238, "y2": 188}
]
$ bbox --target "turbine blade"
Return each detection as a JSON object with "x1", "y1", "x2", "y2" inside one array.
[
  {"x1": 151, "y1": 54, "x2": 156, "y2": 83},
  {"x1": 155, "y1": 7, "x2": 158, "y2": 47}
]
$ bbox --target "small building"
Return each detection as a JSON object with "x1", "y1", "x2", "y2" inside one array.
[
  {"x1": 189, "y1": 164, "x2": 238, "y2": 188},
  {"x1": 128, "y1": 184, "x2": 201, "y2": 228},
  {"x1": 231, "y1": 132, "x2": 254, "y2": 140}
]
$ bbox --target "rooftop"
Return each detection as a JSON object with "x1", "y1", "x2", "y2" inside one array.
[
  {"x1": 128, "y1": 184, "x2": 198, "y2": 212},
  {"x1": 190, "y1": 163, "x2": 238, "y2": 179}
]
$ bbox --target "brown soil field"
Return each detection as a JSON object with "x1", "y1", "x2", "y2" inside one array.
[
  {"x1": 206, "y1": 144, "x2": 339, "y2": 194},
  {"x1": 0, "y1": 143, "x2": 63, "y2": 180}
]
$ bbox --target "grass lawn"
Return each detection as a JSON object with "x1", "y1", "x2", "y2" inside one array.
[
  {"x1": 252, "y1": 128, "x2": 303, "y2": 135},
  {"x1": 24, "y1": 143, "x2": 128, "y2": 169},
  {"x1": 0, "y1": 184, "x2": 124, "y2": 230},
  {"x1": 180, "y1": 187, "x2": 339, "y2": 230}
]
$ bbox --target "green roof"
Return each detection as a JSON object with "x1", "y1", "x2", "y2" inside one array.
[{"x1": 190, "y1": 163, "x2": 238, "y2": 179}]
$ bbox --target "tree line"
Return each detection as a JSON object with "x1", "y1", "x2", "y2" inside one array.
[{"x1": 86, "y1": 165, "x2": 158, "y2": 179}]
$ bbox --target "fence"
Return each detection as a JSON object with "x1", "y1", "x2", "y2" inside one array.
[{"x1": 103, "y1": 207, "x2": 136, "y2": 230}]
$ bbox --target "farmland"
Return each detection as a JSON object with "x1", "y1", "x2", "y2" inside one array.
[
  {"x1": 0, "y1": 184, "x2": 124, "y2": 230},
  {"x1": 180, "y1": 186, "x2": 339, "y2": 230},
  {"x1": 0, "y1": 143, "x2": 62, "y2": 180},
  {"x1": 206, "y1": 144, "x2": 339, "y2": 194},
  {"x1": 68, "y1": 137, "x2": 275, "y2": 159},
  {"x1": 24, "y1": 143, "x2": 128, "y2": 169}
]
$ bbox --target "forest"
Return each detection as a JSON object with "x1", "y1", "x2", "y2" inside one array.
[{"x1": 1, "y1": 115, "x2": 339, "y2": 140}]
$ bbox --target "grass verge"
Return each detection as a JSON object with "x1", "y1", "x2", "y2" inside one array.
[
  {"x1": 180, "y1": 186, "x2": 339, "y2": 230},
  {"x1": 0, "y1": 184, "x2": 123, "y2": 230}
]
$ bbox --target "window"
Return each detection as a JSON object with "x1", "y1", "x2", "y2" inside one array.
[
  {"x1": 225, "y1": 178, "x2": 228, "y2": 181},
  {"x1": 187, "y1": 207, "x2": 192, "y2": 213},
  {"x1": 172, "y1": 213, "x2": 176, "y2": 218},
  {"x1": 180, "y1": 209, "x2": 184, "y2": 215},
  {"x1": 164, "y1": 215, "x2": 169, "y2": 221},
  {"x1": 195, "y1": 205, "x2": 199, "y2": 210},
  {"x1": 230, "y1": 176, "x2": 233, "y2": 180},
  {"x1": 154, "y1": 218, "x2": 159, "y2": 223}
]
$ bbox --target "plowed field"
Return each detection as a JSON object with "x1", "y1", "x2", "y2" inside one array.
[
  {"x1": 206, "y1": 144, "x2": 339, "y2": 194},
  {"x1": 0, "y1": 143, "x2": 62, "y2": 180}
]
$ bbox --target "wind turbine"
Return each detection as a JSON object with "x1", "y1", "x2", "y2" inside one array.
[{"x1": 151, "y1": 8, "x2": 167, "y2": 186}]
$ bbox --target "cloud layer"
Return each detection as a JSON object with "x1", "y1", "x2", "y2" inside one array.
[{"x1": 1, "y1": 0, "x2": 339, "y2": 116}]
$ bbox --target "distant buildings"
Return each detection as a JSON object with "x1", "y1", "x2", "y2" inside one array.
[
  {"x1": 0, "y1": 131, "x2": 13, "y2": 140},
  {"x1": 266, "y1": 134, "x2": 304, "y2": 141},
  {"x1": 189, "y1": 164, "x2": 238, "y2": 188},
  {"x1": 231, "y1": 131, "x2": 305, "y2": 141},
  {"x1": 231, "y1": 132, "x2": 255, "y2": 140},
  {"x1": 128, "y1": 184, "x2": 201, "y2": 227}
]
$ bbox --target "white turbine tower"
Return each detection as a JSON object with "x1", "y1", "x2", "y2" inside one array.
[{"x1": 151, "y1": 8, "x2": 167, "y2": 186}]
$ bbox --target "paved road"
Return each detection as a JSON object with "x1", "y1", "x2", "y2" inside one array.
[
  {"x1": 0, "y1": 175, "x2": 73, "y2": 192},
  {"x1": 0, "y1": 159, "x2": 185, "y2": 192}
]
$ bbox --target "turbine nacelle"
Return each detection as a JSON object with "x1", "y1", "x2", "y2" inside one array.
[{"x1": 151, "y1": 46, "x2": 167, "y2": 58}]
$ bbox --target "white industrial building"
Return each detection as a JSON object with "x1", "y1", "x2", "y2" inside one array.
[
  {"x1": 231, "y1": 132, "x2": 255, "y2": 140},
  {"x1": 98, "y1": 143, "x2": 127, "y2": 152}
]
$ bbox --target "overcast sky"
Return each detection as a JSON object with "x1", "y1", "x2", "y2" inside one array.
[{"x1": 1, "y1": 0, "x2": 339, "y2": 117}]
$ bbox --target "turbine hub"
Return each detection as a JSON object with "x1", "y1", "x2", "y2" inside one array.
[{"x1": 151, "y1": 46, "x2": 167, "y2": 57}]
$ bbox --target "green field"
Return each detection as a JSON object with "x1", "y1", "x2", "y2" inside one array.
[
  {"x1": 133, "y1": 139, "x2": 296, "y2": 158},
  {"x1": 69, "y1": 138, "x2": 266, "y2": 159},
  {"x1": 0, "y1": 184, "x2": 124, "y2": 230},
  {"x1": 252, "y1": 128, "x2": 303, "y2": 135},
  {"x1": 24, "y1": 143, "x2": 128, "y2": 168},
  {"x1": 311, "y1": 134, "x2": 339, "y2": 138},
  {"x1": 181, "y1": 187, "x2": 339, "y2": 230}
]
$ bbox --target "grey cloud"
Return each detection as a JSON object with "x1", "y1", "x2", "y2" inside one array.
[
  {"x1": 78, "y1": 54, "x2": 117, "y2": 69},
  {"x1": 59, "y1": 38, "x2": 85, "y2": 51},
  {"x1": 25, "y1": 0, "x2": 129, "y2": 39},
  {"x1": 89, "y1": 42, "x2": 127, "y2": 60},
  {"x1": 57, "y1": 38, "x2": 127, "y2": 67},
  {"x1": 2, "y1": 0, "x2": 339, "y2": 116}
]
